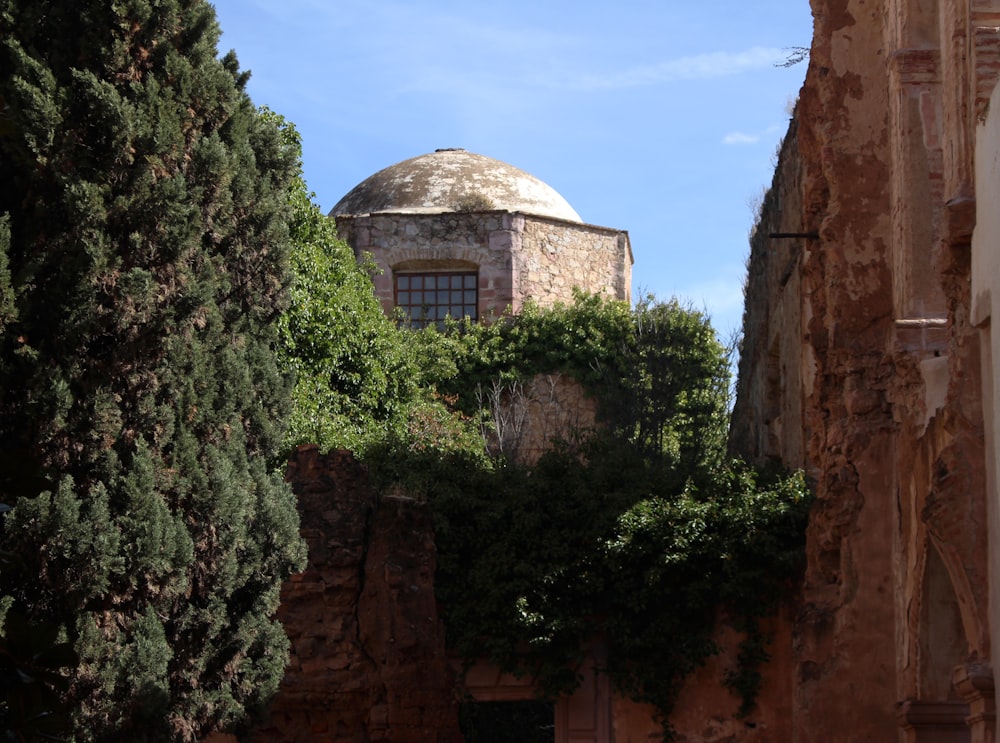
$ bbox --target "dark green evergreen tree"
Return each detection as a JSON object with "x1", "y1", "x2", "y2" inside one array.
[{"x1": 0, "y1": 1, "x2": 306, "y2": 740}]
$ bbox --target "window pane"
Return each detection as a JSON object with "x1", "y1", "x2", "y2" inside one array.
[{"x1": 395, "y1": 272, "x2": 478, "y2": 327}]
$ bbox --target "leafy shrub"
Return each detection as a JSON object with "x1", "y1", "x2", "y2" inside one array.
[{"x1": 357, "y1": 293, "x2": 812, "y2": 735}]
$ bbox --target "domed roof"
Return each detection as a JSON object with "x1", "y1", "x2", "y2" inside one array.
[{"x1": 329, "y1": 149, "x2": 582, "y2": 223}]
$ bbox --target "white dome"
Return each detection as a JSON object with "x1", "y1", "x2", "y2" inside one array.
[{"x1": 330, "y1": 149, "x2": 582, "y2": 223}]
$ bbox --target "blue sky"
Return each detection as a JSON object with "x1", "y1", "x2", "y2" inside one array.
[{"x1": 211, "y1": 1, "x2": 812, "y2": 341}]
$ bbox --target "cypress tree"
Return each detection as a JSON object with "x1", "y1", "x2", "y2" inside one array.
[{"x1": 0, "y1": 1, "x2": 306, "y2": 740}]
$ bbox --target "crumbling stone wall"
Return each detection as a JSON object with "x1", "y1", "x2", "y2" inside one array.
[
  {"x1": 729, "y1": 118, "x2": 806, "y2": 471},
  {"x1": 251, "y1": 446, "x2": 462, "y2": 743},
  {"x1": 730, "y1": 0, "x2": 1000, "y2": 740}
]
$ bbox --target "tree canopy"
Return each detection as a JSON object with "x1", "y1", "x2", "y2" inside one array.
[
  {"x1": 269, "y1": 112, "x2": 414, "y2": 456},
  {"x1": 0, "y1": 1, "x2": 304, "y2": 739}
]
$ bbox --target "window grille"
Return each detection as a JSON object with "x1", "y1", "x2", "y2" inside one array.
[{"x1": 395, "y1": 272, "x2": 478, "y2": 329}]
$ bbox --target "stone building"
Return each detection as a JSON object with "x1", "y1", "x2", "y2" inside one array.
[
  {"x1": 333, "y1": 148, "x2": 634, "y2": 466},
  {"x1": 729, "y1": 0, "x2": 1000, "y2": 740},
  {"x1": 330, "y1": 148, "x2": 632, "y2": 323},
  {"x1": 240, "y1": 152, "x2": 658, "y2": 742}
]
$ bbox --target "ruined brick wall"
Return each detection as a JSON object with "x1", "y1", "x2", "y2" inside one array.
[
  {"x1": 729, "y1": 0, "x2": 1000, "y2": 740},
  {"x1": 729, "y1": 118, "x2": 806, "y2": 471},
  {"x1": 251, "y1": 446, "x2": 462, "y2": 743},
  {"x1": 335, "y1": 211, "x2": 631, "y2": 322}
]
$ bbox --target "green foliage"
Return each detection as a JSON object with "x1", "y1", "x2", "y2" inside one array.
[
  {"x1": 0, "y1": 1, "x2": 305, "y2": 739},
  {"x1": 414, "y1": 292, "x2": 635, "y2": 402},
  {"x1": 269, "y1": 113, "x2": 413, "y2": 455},
  {"x1": 0, "y1": 216, "x2": 14, "y2": 337},
  {"x1": 453, "y1": 193, "x2": 496, "y2": 212},
  {"x1": 612, "y1": 297, "x2": 731, "y2": 474},
  {"x1": 366, "y1": 294, "x2": 811, "y2": 735}
]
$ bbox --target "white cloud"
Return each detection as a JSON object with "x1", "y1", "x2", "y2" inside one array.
[
  {"x1": 568, "y1": 46, "x2": 786, "y2": 91},
  {"x1": 723, "y1": 132, "x2": 760, "y2": 145}
]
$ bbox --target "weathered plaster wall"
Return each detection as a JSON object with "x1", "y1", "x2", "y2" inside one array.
[
  {"x1": 731, "y1": 0, "x2": 1000, "y2": 740},
  {"x1": 973, "y1": 76, "x2": 1000, "y2": 738},
  {"x1": 335, "y1": 211, "x2": 631, "y2": 321},
  {"x1": 797, "y1": 2, "x2": 903, "y2": 738},
  {"x1": 668, "y1": 608, "x2": 798, "y2": 743},
  {"x1": 478, "y1": 374, "x2": 599, "y2": 465}
]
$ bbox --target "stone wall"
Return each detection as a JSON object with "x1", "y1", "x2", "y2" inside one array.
[
  {"x1": 729, "y1": 0, "x2": 1000, "y2": 740},
  {"x1": 516, "y1": 217, "x2": 631, "y2": 307},
  {"x1": 729, "y1": 118, "x2": 806, "y2": 471},
  {"x1": 974, "y1": 75, "x2": 1000, "y2": 720},
  {"x1": 477, "y1": 374, "x2": 599, "y2": 466},
  {"x1": 335, "y1": 210, "x2": 631, "y2": 321},
  {"x1": 250, "y1": 446, "x2": 462, "y2": 743}
]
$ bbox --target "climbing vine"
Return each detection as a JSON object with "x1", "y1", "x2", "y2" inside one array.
[{"x1": 365, "y1": 293, "x2": 811, "y2": 736}]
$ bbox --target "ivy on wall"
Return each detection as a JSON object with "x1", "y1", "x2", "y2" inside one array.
[{"x1": 360, "y1": 293, "x2": 811, "y2": 736}]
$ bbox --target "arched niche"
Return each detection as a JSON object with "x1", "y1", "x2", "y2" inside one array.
[{"x1": 919, "y1": 542, "x2": 968, "y2": 701}]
